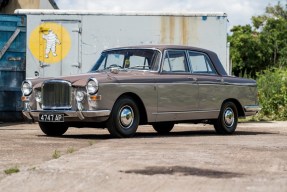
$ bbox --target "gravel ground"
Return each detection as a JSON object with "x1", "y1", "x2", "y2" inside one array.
[{"x1": 0, "y1": 121, "x2": 286, "y2": 192}]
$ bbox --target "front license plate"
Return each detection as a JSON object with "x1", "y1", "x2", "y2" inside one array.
[{"x1": 39, "y1": 114, "x2": 64, "y2": 122}]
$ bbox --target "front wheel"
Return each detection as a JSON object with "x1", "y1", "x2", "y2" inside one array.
[
  {"x1": 107, "y1": 97, "x2": 139, "y2": 138},
  {"x1": 214, "y1": 102, "x2": 238, "y2": 134},
  {"x1": 39, "y1": 122, "x2": 69, "y2": 136}
]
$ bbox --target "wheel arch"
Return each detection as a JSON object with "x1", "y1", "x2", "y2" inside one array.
[
  {"x1": 114, "y1": 92, "x2": 148, "y2": 125},
  {"x1": 222, "y1": 99, "x2": 245, "y2": 117}
]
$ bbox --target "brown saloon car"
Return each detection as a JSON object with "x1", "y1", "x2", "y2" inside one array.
[{"x1": 21, "y1": 45, "x2": 260, "y2": 138}]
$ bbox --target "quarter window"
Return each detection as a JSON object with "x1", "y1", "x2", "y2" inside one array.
[
  {"x1": 162, "y1": 50, "x2": 189, "y2": 73},
  {"x1": 188, "y1": 51, "x2": 216, "y2": 74}
]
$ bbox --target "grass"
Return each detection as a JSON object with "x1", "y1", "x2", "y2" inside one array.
[
  {"x1": 4, "y1": 166, "x2": 20, "y2": 175},
  {"x1": 52, "y1": 150, "x2": 61, "y2": 159},
  {"x1": 67, "y1": 147, "x2": 76, "y2": 154}
]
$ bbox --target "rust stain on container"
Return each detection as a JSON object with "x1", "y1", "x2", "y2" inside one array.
[
  {"x1": 160, "y1": 16, "x2": 167, "y2": 44},
  {"x1": 161, "y1": 16, "x2": 189, "y2": 45},
  {"x1": 169, "y1": 17, "x2": 175, "y2": 44},
  {"x1": 181, "y1": 17, "x2": 189, "y2": 45},
  {"x1": 160, "y1": 16, "x2": 175, "y2": 44}
]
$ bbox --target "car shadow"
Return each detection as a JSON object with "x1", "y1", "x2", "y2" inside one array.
[
  {"x1": 0, "y1": 122, "x2": 25, "y2": 127},
  {"x1": 37, "y1": 133, "x2": 111, "y2": 140},
  {"x1": 0, "y1": 122, "x2": 36, "y2": 130},
  {"x1": 37, "y1": 128, "x2": 277, "y2": 140},
  {"x1": 134, "y1": 129, "x2": 277, "y2": 138}
]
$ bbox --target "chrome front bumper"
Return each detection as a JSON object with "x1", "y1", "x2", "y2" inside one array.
[
  {"x1": 244, "y1": 105, "x2": 261, "y2": 116},
  {"x1": 22, "y1": 109, "x2": 111, "y2": 122}
]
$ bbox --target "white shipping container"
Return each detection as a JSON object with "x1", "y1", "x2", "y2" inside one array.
[{"x1": 15, "y1": 9, "x2": 229, "y2": 78}]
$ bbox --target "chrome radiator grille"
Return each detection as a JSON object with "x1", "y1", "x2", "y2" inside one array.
[{"x1": 42, "y1": 80, "x2": 72, "y2": 110}]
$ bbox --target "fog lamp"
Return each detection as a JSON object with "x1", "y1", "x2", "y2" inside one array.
[
  {"x1": 35, "y1": 91, "x2": 42, "y2": 103},
  {"x1": 76, "y1": 91, "x2": 85, "y2": 102}
]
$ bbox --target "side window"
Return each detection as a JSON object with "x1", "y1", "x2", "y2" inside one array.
[
  {"x1": 162, "y1": 50, "x2": 189, "y2": 73},
  {"x1": 188, "y1": 51, "x2": 216, "y2": 74}
]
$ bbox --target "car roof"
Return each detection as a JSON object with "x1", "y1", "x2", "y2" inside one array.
[
  {"x1": 103, "y1": 45, "x2": 227, "y2": 76},
  {"x1": 104, "y1": 45, "x2": 213, "y2": 53}
]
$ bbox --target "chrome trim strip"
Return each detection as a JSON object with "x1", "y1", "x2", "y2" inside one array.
[
  {"x1": 196, "y1": 81, "x2": 222, "y2": 85},
  {"x1": 23, "y1": 110, "x2": 111, "y2": 120},
  {"x1": 195, "y1": 81, "x2": 256, "y2": 86},
  {"x1": 244, "y1": 105, "x2": 261, "y2": 112},
  {"x1": 223, "y1": 82, "x2": 257, "y2": 86},
  {"x1": 153, "y1": 110, "x2": 220, "y2": 115},
  {"x1": 244, "y1": 105, "x2": 261, "y2": 116},
  {"x1": 100, "y1": 82, "x2": 256, "y2": 86},
  {"x1": 82, "y1": 110, "x2": 111, "y2": 117}
]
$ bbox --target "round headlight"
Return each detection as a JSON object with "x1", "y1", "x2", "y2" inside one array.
[
  {"x1": 76, "y1": 91, "x2": 85, "y2": 102},
  {"x1": 86, "y1": 78, "x2": 98, "y2": 95},
  {"x1": 21, "y1": 80, "x2": 32, "y2": 96}
]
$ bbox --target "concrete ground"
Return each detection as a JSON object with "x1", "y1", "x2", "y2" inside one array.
[{"x1": 0, "y1": 121, "x2": 286, "y2": 192}]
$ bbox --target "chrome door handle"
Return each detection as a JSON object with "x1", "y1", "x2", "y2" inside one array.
[
  {"x1": 188, "y1": 77, "x2": 197, "y2": 81},
  {"x1": 216, "y1": 78, "x2": 224, "y2": 83}
]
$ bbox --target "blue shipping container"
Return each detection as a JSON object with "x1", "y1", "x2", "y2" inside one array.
[{"x1": 0, "y1": 14, "x2": 26, "y2": 122}]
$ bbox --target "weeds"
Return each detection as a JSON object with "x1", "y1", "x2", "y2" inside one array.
[
  {"x1": 52, "y1": 150, "x2": 61, "y2": 159},
  {"x1": 4, "y1": 166, "x2": 20, "y2": 175},
  {"x1": 67, "y1": 147, "x2": 76, "y2": 154},
  {"x1": 257, "y1": 68, "x2": 287, "y2": 120}
]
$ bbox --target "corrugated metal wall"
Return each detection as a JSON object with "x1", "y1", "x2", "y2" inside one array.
[{"x1": 0, "y1": 14, "x2": 26, "y2": 122}]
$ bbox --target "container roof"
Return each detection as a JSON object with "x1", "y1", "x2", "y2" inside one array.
[{"x1": 15, "y1": 9, "x2": 227, "y2": 17}]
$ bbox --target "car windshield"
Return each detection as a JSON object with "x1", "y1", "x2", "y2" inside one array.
[{"x1": 90, "y1": 49, "x2": 160, "y2": 72}]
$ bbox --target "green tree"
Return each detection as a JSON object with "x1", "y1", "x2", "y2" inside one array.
[
  {"x1": 229, "y1": 25, "x2": 261, "y2": 78},
  {"x1": 229, "y1": 2, "x2": 287, "y2": 76}
]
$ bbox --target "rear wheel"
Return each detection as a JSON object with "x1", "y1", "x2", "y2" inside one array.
[
  {"x1": 214, "y1": 101, "x2": 238, "y2": 134},
  {"x1": 152, "y1": 122, "x2": 174, "y2": 134},
  {"x1": 39, "y1": 122, "x2": 69, "y2": 136},
  {"x1": 107, "y1": 97, "x2": 139, "y2": 138}
]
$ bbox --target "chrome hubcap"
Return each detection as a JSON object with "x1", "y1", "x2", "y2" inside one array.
[
  {"x1": 119, "y1": 105, "x2": 134, "y2": 129},
  {"x1": 224, "y1": 107, "x2": 234, "y2": 127}
]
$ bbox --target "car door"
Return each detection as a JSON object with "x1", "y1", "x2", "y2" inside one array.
[
  {"x1": 156, "y1": 49, "x2": 198, "y2": 121},
  {"x1": 188, "y1": 51, "x2": 224, "y2": 113}
]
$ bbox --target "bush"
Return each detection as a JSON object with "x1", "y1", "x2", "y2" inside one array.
[{"x1": 257, "y1": 68, "x2": 287, "y2": 120}]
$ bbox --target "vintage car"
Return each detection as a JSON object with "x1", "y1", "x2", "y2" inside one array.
[{"x1": 21, "y1": 45, "x2": 260, "y2": 138}]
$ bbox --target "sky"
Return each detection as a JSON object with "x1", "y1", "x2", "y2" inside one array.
[{"x1": 54, "y1": 0, "x2": 284, "y2": 31}]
